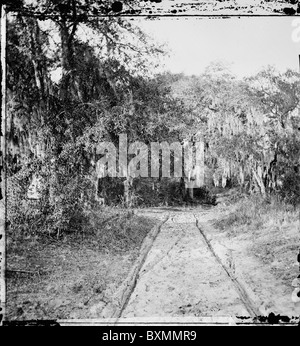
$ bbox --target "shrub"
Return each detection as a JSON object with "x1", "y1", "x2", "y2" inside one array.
[
  {"x1": 193, "y1": 186, "x2": 217, "y2": 204},
  {"x1": 279, "y1": 171, "x2": 300, "y2": 207},
  {"x1": 7, "y1": 155, "x2": 98, "y2": 238}
]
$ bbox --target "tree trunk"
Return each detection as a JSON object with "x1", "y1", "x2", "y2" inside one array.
[
  {"x1": 59, "y1": 19, "x2": 76, "y2": 102},
  {"x1": 26, "y1": 17, "x2": 46, "y2": 102},
  {"x1": 252, "y1": 167, "x2": 266, "y2": 197}
]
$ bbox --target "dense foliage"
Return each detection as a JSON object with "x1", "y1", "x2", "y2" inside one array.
[{"x1": 5, "y1": 2, "x2": 300, "y2": 239}]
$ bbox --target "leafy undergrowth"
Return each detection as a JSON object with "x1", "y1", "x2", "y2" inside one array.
[
  {"x1": 213, "y1": 193, "x2": 300, "y2": 287},
  {"x1": 6, "y1": 207, "x2": 156, "y2": 320}
]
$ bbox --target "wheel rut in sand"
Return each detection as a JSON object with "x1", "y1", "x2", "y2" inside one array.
[{"x1": 120, "y1": 210, "x2": 253, "y2": 320}]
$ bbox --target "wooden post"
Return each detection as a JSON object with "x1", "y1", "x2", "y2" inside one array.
[
  {"x1": 0, "y1": 3, "x2": 6, "y2": 323},
  {"x1": 194, "y1": 139, "x2": 205, "y2": 188},
  {"x1": 124, "y1": 176, "x2": 133, "y2": 207},
  {"x1": 124, "y1": 179, "x2": 130, "y2": 207},
  {"x1": 185, "y1": 138, "x2": 205, "y2": 199},
  {"x1": 213, "y1": 172, "x2": 219, "y2": 187}
]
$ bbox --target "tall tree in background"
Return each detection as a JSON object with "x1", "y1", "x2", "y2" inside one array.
[
  {"x1": 5, "y1": 0, "x2": 169, "y2": 234},
  {"x1": 169, "y1": 64, "x2": 300, "y2": 196},
  {"x1": 6, "y1": 0, "x2": 164, "y2": 163}
]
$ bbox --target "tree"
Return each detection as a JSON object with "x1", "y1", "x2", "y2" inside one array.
[
  {"x1": 246, "y1": 68, "x2": 300, "y2": 193},
  {"x1": 5, "y1": 0, "x2": 170, "y2": 234},
  {"x1": 169, "y1": 64, "x2": 300, "y2": 198}
]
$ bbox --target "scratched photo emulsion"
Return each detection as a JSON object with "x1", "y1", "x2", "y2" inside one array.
[{"x1": 1, "y1": 1, "x2": 300, "y2": 326}]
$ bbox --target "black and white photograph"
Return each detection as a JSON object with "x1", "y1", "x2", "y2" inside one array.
[{"x1": 1, "y1": 0, "x2": 300, "y2": 328}]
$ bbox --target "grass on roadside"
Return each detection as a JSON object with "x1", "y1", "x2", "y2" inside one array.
[
  {"x1": 6, "y1": 206, "x2": 157, "y2": 321},
  {"x1": 213, "y1": 193, "x2": 300, "y2": 286}
]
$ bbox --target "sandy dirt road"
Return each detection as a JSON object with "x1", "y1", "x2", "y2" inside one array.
[
  {"x1": 120, "y1": 209, "x2": 251, "y2": 321},
  {"x1": 60, "y1": 204, "x2": 299, "y2": 325}
]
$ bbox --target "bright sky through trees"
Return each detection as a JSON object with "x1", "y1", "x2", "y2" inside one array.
[{"x1": 138, "y1": 17, "x2": 300, "y2": 79}]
